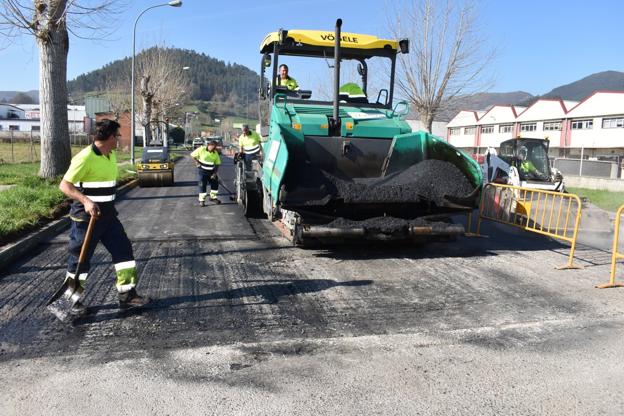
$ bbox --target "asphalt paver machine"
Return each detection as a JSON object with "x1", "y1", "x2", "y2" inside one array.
[{"x1": 236, "y1": 19, "x2": 483, "y2": 245}]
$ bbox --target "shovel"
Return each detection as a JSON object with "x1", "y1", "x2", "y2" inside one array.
[
  {"x1": 218, "y1": 177, "x2": 236, "y2": 201},
  {"x1": 46, "y1": 215, "x2": 97, "y2": 321}
]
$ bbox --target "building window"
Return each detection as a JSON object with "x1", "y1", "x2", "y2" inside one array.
[
  {"x1": 602, "y1": 117, "x2": 624, "y2": 129},
  {"x1": 481, "y1": 125, "x2": 494, "y2": 134},
  {"x1": 31, "y1": 125, "x2": 40, "y2": 132},
  {"x1": 449, "y1": 127, "x2": 460, "y2": 135},
  {"x1": 543, "y1": 121, "x2": 562, "y2": 131},
  {"x1": 464, "y1": 126, "x2": 475, "y2": 134},
  {"x1": 520, "y1": 123, "x2": 536, "y2": 132},
  {"x1": 499, "y1": 124, "x2": 513, "y2": 133},
  {"x1": 571, "y1": 119, "x2": 593, "y2": 130},
  {"x1": 9, "y1": 125, "x2": 19, "y2": 131}
]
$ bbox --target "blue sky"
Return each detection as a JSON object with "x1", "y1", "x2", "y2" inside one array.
[{"x1": 1, "y1": 0, "x2": 623, "y2": 95}]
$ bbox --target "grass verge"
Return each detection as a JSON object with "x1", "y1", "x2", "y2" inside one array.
[
  {"x1": 0, "y1": 159, "x2": 137, "y2": 245},
  {"x1": 567, "y1": 187, "x2": 624, "y2": 212},
  {"x1": 0, "y1": 176, "x2": 66, "y2": 242}
]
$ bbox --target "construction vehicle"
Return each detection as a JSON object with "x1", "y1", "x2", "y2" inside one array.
[
  {"x1": 482, "y1": 137, "x2": 565, "y2": 192},
  {"x1": 136, "y1": 121, "x2": 175, "y2": 187},
  {"x1": 235, "y1": 20, "x2": 483, "y2": 245},
  {"x1": 192, "y1": 137, "x2": 204, "y2": 150}
]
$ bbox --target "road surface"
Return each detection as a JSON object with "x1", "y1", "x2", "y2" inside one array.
[{"x1": 1, "y1": 153, "x2": 624, "y2": 415}]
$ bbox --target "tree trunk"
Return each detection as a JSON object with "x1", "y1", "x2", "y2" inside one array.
[
  {"x1": 141, "y1": 75, "x2": 153, "y2": 146},
  {"x1": 37, "y1": 9, "x2": 71, "y2": 178},
  {"x1": 420, "y1": 111, "x2": 434, "y2": 134}
]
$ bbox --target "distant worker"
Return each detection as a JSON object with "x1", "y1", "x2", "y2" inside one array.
[
  {"x1": 191, "y1": 139, "x2": 222, "y2": 206},
  {"x1": 58, "y1": 119, "x2": 151, "y2": 316},
  {"x1": 278, "y1": 64, "x2": 299, "y2": 91},
  {"x1": 517, "y1": 145, "x2": 539, "y2": 176},
  {"x1": 238, "y1": 124, "x2": 262, "y2": 170},
  {"x1": 339, "y1": 82, "x2": 367, "y2": 103}
]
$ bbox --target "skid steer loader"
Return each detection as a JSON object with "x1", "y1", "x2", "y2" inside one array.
[{"x1": 482, "y1": 137, "x2": 565, "y2": 192}]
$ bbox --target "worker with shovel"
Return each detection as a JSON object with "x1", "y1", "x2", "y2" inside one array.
[
  {"x1": 55, "y1": 119, "x2": 151, "y2": 317},
  {"x1": 191, "y1": 139, "x2": 222, "y2": 206}
]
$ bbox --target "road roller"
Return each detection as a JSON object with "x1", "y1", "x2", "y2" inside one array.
[{"x1": 136, "y1": 146, "x2": 174, "y2": 187}]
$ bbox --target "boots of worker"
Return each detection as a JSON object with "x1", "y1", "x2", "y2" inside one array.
[
  {"x1": 118, "y1": 288, "x2": 152, "y2": 310},
  {"x1": 210, "y1": 197, "x2": 221, "y2": 204},
  {"x1": 199, "y1": 200, "x2": 205, "y2": 207}
]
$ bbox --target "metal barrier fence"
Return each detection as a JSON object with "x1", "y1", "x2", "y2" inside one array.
[
  {"x1": 474, "y1": 183, "x2": 583, "y2": 270},
  {"x1": 596, "y1": 204, "x2": 624, "y2": 289}
]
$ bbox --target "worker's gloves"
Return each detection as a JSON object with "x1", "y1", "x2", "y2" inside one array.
[
  {"x1": 210, "y1": 173, "x2": 217, "y2": 180},
  {"x1": 233, "y1": 152, "x2": 241, "y2": 163}
]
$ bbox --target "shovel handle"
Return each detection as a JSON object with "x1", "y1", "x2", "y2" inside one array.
[{"x1": 76, "y1": 215, "x2": 97, "y2": 269}]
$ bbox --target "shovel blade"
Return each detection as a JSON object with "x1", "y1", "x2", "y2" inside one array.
[{"x1": 46, "y1": 279, "x2": 82, "y2": 322}]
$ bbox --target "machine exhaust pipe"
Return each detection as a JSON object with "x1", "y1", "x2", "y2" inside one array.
[{"x1": 330, "y1": 18, "x2": 342, "y2": 136}]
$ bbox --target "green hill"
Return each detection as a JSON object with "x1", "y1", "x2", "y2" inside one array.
[{"x1": 68, "y1": 47, "x2": 259, "y2": 104}]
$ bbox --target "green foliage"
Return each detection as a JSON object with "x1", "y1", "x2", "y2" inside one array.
[
  {"x1": 68, "y1": 47, "x2": 259, "y2": 105},
  {"x1": 567, "y1": 187, "x2": 624, "y2": 212},
  {"x1": 0, "y1": 179, "x2": 65, "y2": 238},
  {"x1": 0, "y1": 163, "x2": 39, "y2": 185},
  {"x1": 11, "y1": 91, "x2": 36, "y2": 104},
  {"x1": 0, "y1": 158, "x2": 137, "y2": 239}
]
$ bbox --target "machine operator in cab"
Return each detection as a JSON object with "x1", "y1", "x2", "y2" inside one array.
[
  {"x1": 517, "y1": 145, "x2": 540, "y2": 178},
  {"x1": 191, "y1": 139, "x2": 222, "y2": 206},
  {"x1": 58, "y1": 119, "x2": 151, "y2": 316},
  {"x1": 278, "y1": 64, "x2": 299, "y2": 91}
]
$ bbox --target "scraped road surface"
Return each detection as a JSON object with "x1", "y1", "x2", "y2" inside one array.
[{"x1": 2, "y1": 153, "x2": 624, "y2": 415}]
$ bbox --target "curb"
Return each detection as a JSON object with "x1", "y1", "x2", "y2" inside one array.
[{"x1": 0, "y1": 179, "x2": 138, "y2": 272}]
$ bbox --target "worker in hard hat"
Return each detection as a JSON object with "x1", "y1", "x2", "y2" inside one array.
[
  {"x1": 278, "y1": 64, "x2": 299, "y2": 91},
  {"x1": 191, "y1": 139, "x2": 222, "y2": 206},
  {"x1": 238, "y1": 124, "x2": 262, "y2": 170}
]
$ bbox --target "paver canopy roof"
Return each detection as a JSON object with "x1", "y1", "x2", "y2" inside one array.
[{"x1": 260, "y1": 30, "x2": 398, "y2": 57}]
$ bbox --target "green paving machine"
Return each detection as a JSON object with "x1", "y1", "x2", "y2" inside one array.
[{"x1": 236, "y1": 20, "x2": 483, "y2": 244}]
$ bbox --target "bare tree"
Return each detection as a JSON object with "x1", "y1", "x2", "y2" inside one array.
[
  {"x1": 135, "y1": 46, "x2": 190, "y2": 145},
  {"x1": 389, "y1": 0, "x2": 495, "y2": 132},
  {"x1": 100, "y1": 74, "x2": 131, "y2": 123},
  {"x1": 0, "y1": 0, "x2": 122, "y2": 178}
]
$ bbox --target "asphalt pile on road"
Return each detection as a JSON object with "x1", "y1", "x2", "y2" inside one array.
[
  {"x1": 332, "y1": 159, "x2": 475, "y2": 204},
  {"x1": 284, "y1": 159, "x2": 476, "y2": 207}
]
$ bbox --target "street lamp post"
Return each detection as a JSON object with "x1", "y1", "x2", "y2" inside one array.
[{"x1": 131, "y1": 0, "x2": 182, "y2": 164}]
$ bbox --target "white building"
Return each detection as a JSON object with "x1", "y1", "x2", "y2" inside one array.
[
  {"x1": 0, "y1": 103, "x2": 86, "y2": 134},
  {"x1": 446, "y1": 91, "x2": 624, "y2": 158},
  {"x1": 405, "y1": 120, "x2": 448, "y2": 138}
]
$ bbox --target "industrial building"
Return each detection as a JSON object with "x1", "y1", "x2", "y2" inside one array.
[
  {"x1": 446, "y1": 91, "x2": 624, "y2": 159},
  {"x1": 0, "y1": 103, "x2": 86, "y2": 134}
]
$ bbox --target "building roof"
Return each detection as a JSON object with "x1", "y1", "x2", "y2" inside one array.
[
  {"x1": 516, "y1": 99, "x2": 569, "y2": 122},
  {"x1": 476, "y1": 105, "x2": 518, "y2": 125},
  {"x1": 566, "y1": 91, "x2": 624, "y2": 118},
  {"x1": 446, "y1": 90, "x2": 624, "y2": 126},
  {"x1": 446, "y1": 110, "x2": 481, "y2": 127}
]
